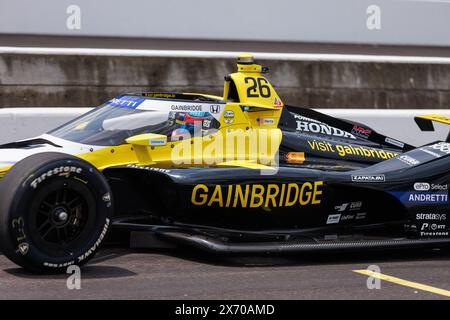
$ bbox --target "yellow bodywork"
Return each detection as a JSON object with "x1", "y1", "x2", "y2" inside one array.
[
  {"x1": 96, "y1": 54, "x2": 285, "y2": 170},
  {"x1": 0, "y1": 165, "x2": 12, "y2": 178},
  {"x1": 415, "y1": 114, "x2": 450, "y2": 126},
  {"x1": 0, "y1": 54, "x2": 285, "y2": 176}
]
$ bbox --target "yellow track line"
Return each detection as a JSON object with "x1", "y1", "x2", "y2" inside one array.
[{"x1": 353, "y1": 269, "x2": 450, "y2": 298}]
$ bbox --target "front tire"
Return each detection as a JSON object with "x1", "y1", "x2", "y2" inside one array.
[{"x1": 0, "y1": 152, "x2": 113, "y2": 273}]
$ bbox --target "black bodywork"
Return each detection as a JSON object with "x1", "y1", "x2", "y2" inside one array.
[{"x1": 104, "y1": 106, "x2": 450, "y2": 253}]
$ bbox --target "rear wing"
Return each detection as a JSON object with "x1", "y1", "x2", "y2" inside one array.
[{"x1": 414, "y1": 114, "x2": 450, "y2": 142}]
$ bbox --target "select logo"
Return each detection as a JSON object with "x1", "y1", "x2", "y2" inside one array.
[{"x1": 414, "y1": 183, "x2": 448, "y2": 191}]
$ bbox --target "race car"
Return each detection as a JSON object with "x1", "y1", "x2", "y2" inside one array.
[{"x1": 0, "y1": 54, "x2": 449, "y2": 273}]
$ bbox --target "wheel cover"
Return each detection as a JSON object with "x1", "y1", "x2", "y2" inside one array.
[{"x1": 27, "y1": 179, "x2": 97, "y2": 255}]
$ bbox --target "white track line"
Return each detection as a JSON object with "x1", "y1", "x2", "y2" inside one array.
[{"x1": 1, "y1": 47, "x2": 450, "y2": 64}]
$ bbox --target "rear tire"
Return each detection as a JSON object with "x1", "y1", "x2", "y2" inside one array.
[{"x1": 0, "y1": 152, "x2": 113, "y2": 273}]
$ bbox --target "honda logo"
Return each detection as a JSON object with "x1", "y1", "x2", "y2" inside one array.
[{"x1": 210, "y1": 105, "x2": 221, "y2": 114}]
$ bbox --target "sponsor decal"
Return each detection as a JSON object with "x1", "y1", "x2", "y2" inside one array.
[
  {"x1": 340, "y1": 214, "x2": 355, "y2": 221},
  {"x1": 351, "y1": 125, "x2": 372, "y2": 139},
  {"x1": 351, "y1": 174, "x2": 385, "y2": 183},
  {"x1": 18, "y1": 242, "x2": 29, "y2": 255},
  {"x1": 390, "y1": 192, "x2": 448, "y2": 204},
  {"x1": 274, "y1": 97, "x2": 283, "y2": 107},
  {"x1": 126, "y1": 164, "x2": 171, "y2": 173},
  {"x1": 356, "y1": 212, "x2": 367, "y2": 220},
  {"x1": 257, "y1": 118, "x2": 275, "y2": 125},
  {"x1": 140, "y1": 100, "x2": 224, "y2": 120},
  {"x1": 419, "y1": 148, "x2": 442, "y2": 158},
  {"x1": 102, "y1": 193, "x2": 111, "y2": 202},
  {"x1": 416, "y1": 213, "x2": 447, "y2": 221},
  {"x1": 30, "y1": 166, "x2": 83, "y2": 189},
  {"x1": 410, "y1": 193, "x2": 448, "y2": 203},
  {"x1": 431, "y1": 184, "x2": 448, "y2": 191},
  {"x1": 335, "y1": 201, "x2": 363, "y2": 212},
  {"x1": 203, "y1": 119, "x2": 211, "y2": 128},
  {"x1": 414, "y1": 182, "x2": 430, "y2": 191},
  {"x1": 308, "y1": 140, "x2": 399, "y2": 160},
  {"x1": 414, "y1": 183, "x2": 446, "y2": 191},
  {"x1": 108, "y1": 96, "x2": 145, "y2": 109},
  {"x1": 327, "y1": 214, "x2": 341, "y2": 224},
  {"x1": 430, "y1": 142, "x2": 450, "y2": 155},
  {"x1": 350, "y1": 201, "x2": 363, "y2": 210},
  {"x1": 143, "y1": 93, "x2": 176, "y2": 98},
  {"x1": 44, "y1": 261, "x2": 75, "y2": 268},
  {"x1": 397, "y1": 155, "x2": 420, "y2": 166},
  {"x1": 293, "y1": 115, "x2": 356, "y2": 139},
  {"x1": 286, "y1": 152, "x2": 305, "y2": 164},
  {"x1": 149, "y1": 138, "x2": 167, "y2": 146},
  {"x1": 223, "y1": 110, "x2": 234, "y2": 124},
  {"x1": 420, "y1": 142, "x2": 450, "y2": 158},
  {"x1": 420, "y1": 222, "x2": 448, "y2": 237},
  {"x1": 191, "y1": 182, "x2": 324, "y2": 208},
  {"x1": 171, "y1": 104, "x2": 202, "y2": 112},
  {"x1": 385, "y1": 137, "x2": 404, "y2": 149},
  {"x1": 210, "y1": 105, "x2": 221, "y2": 114},
  {"x1": 335, "y1": 203, "x2": 349, "y2": 212}
]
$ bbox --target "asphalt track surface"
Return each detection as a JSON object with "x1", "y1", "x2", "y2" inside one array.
[{"x1": 1, "y1": 246, "x2": 450, "y2": 300}]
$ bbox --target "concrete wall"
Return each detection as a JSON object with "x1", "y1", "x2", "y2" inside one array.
[{"x1": 1, "y1": 48, "x2": 450, "y2": 109}]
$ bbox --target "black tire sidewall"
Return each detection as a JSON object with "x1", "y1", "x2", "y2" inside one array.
[{"x1": 0, "y1": 153, "x2": 113, "y2": 273}]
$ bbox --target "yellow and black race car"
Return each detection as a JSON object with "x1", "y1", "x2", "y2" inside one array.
[{"x1": 0, "y1": 54, "x2": 449, "y2": 273}]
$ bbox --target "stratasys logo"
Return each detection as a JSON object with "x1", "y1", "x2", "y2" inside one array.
[
  {"x1": 414, "y1": 182, "x2": 448, "y2": 191},
  {"x1": 416, "y1": 213, "x2": 447, "y2": 221}
]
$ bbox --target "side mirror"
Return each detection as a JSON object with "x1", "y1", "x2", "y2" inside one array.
[{"x1": 126, "y1": 133, "x2": 167, "y2": 147}]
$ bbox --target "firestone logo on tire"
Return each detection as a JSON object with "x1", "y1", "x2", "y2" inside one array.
[{"x1": 30, "y1": 166, "x2": 82, "y2": 189}]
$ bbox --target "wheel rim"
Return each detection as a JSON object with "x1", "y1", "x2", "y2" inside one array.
[
  {"x1": 27, "y1": 178, "x2": 97, "y2": 255},
  {"x1": 36, "y1": 187, "x2": 88, "y2": 245}
]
